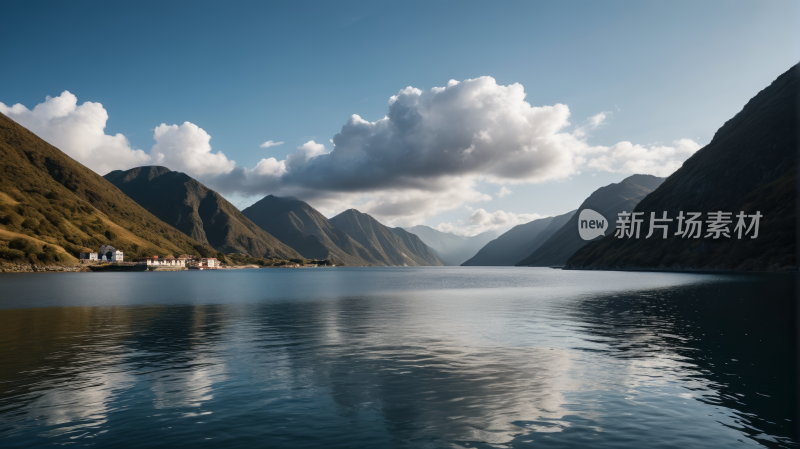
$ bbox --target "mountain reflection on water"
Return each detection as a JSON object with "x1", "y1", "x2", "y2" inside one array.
[{"x1": 0, "y1": 268, "x2": 795, "y2": 448}]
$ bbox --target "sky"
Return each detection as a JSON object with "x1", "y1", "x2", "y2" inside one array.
[{"x1": 1, "y1": 0, "x2": 797, "y2": 236}]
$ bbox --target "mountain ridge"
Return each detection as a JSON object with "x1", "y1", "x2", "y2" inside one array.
[
  {"x1": 0, "y1": 113, "x2": 216, "y2": 267},
  {"x1": 462, "y1": 210, "x2": 576, "y2": 266},
  {"x1": 104, "y1": 167, "x2": 302, "y2": 260},
  {"x1": 565, "y1": 64, "x2": 798, "y2": 271},
  {"x1": 241, "y1": 195, "x2": 377, "y2": 266},
  {"x1": 330, "y1": 209, "x2": 443, "y2": 266},
  {"x1": 517, "y1": 174, "x2": 665, "y2": 267}
]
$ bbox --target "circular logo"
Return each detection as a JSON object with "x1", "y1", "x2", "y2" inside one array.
[{"x1": 578, "y1": 209, "x2": 608, "y2": 240}]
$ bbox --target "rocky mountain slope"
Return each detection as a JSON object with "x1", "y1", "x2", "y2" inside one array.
[
  {"x1": 329, "y1": 209, "x2": 443, "y2": 266},
  {"x1": 566, "y1": 64, "x2": 797, "y2": 272},
  {"x1": 462, "y1": 210, "x2": 575, "y2": 266},
  {"x1": 0, "y1": 113, "x2": 215, "y2": 267},
  {"x1": 241, "y1": 195, "x2": 376, "y2": 266},
  {"x1": 517, "y1": 175, "x2": 665, "y2": 267},
  {"x1": 403, "y1": 225, "x2": 497, "y2": 266},
  {"x1": 104, "y1": 167, "x2": 301, "y2": 260}
]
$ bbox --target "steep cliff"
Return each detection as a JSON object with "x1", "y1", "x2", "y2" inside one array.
[{"x1": 565, "y1": 64, "x2": 797, "y2": 272}]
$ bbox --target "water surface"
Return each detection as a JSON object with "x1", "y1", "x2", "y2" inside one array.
[{"x1": 0, "y1": 268, "x2": 796, "y2": 448}]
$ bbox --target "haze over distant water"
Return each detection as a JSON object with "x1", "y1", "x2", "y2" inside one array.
[{"x1": 0, "y1": 269, "x2": 794, "y2": 448}]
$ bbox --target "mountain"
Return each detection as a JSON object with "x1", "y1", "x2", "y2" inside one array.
[
  {"x1": 329, "y1": 209, "x2": 443, "y2": 266},
  {"x1": 516, "y1": 174, "x2": 665, "y2": 267},
  {"x1": 566, "y1": 64, "x2": 797, "y2": 272},
  {"x1": 0, "y1": 113, "x2": 215, "y2": 267},
  {"x1": 462, "y1": 210, "x2": 575, "y2": 266},
  {"x1": 402, "y1": 226, "x2": 498, "y2": 266},
  {"x1": 241, "y1": 195, "x2": 376, "y2": 266},
  {"x1": 104, "y1": 167, "x2": 301, "y2": 260}
]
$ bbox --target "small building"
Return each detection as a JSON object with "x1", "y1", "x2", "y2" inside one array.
[
  {"x1": 139, "y1": 255, "x2": 187, "y2": 267},
  {"x1": 98, "y1": 244, "x2": 123, "y2": 262},
  {"x1": 200, "y1": 258, "x2": 218, "y2": 269},
  {"x1": 80, "y1": 252, "x2": 98, "y2": 261}
]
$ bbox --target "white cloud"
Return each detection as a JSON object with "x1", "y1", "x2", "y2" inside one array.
[
  {"x1": 0, "y1": 91, "x2": 151, "y2": 174},
  {"x1": 285, "y1": 140, "x2": 326, "y2": 171},
  {"x1": 344, "y1": 179, "x2": 492, "y2": 227},
  {"x1": 437, "y1": 209, "x2": 545, "y2": 236},
  {"x1": 214, "y1": 78, "x2": 696, "y2": 224},
  {"x1": 227, "y1": 175, "x2": 492, "y2": 228},
  {"x1": 574, "y1": 111, "x2": 610, "y2": 138},
  {"x1": 253, "y1": 157, "x2": 286, "y2": 177},
  {"x1": 260, "y1": 140, "x2": 284, "y2": 148},
  {"x1": 496, "y1": 186, "x2": 513, "y2": 198},
  {"x1": 292, "y1": 78, "x2": 581, "y2": 190},
  {"x1": 151, "y1": 122, "x2": 236, "y2": 176},
  {"x1": 1, "y1": 82, "x2": 700, "y2": 227},
  {"x1": 586, "y1": 138, "x2": 701, "y2": 177}
]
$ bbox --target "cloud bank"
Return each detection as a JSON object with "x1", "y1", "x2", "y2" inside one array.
[
  {"x1": 438, "y1": 209, "x2": 545, "y2": 236},
  {"x1": 203, "y1": 77, "x2": 699, "y2": 225},
  {"x1": 0, "y1": 91, "x2": 151, "y2": 174},
  {"x1": 1, "y1": 79, "x2": 701, "y2": 228}
]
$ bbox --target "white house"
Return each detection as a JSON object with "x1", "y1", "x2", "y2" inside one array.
[
  {"x1": 98, "y1": 244, "x2": 123, "y2": 262},
  {"x1": 79, "y1": 252, "x2": 98, "y2": 261},
  {"x1": 201, "y1": 258, "x2": 218, "y2": 268}
]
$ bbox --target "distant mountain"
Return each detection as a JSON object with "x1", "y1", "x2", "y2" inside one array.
[
  {"x1": 241, "y1": 195, "x2": 376, "y2": 266},
  {"x1": 566, "y1": 64, "x2": 797, "y2": 272},
  {"x1": 0, "y1": 113, "x2": 215, "y2": 267},
  {"x1": 329, "y1": 209, "x2": 443, "y2": 266},
  {"x1": 104, "y1": 167, "x2": 301, "y2": 260},
  {"x1": 462, "y1": 210, "x2": 575, "y2": 266},
  {"x1": 403, "y1": 225, "x2": 498, "y2": 266},
  {"x1": 517, "y1": 174, "x2": 665, "y2": 267},
  {"x1": 514, "y1": 211, "x2": 577, "y2": 263}
]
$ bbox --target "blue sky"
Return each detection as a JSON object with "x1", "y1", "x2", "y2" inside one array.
[{"x1": 2, "y1": 0, "x2": 797, "y2": 234}]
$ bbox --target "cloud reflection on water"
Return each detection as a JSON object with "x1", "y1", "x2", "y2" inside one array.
[{"x1": 0, "y1": 270, "x2": 795, "y2": 448}]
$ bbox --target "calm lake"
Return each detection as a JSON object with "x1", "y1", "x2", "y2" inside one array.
[{"x1": 0, "y1": 267, "x2": 796, "y2": 448}]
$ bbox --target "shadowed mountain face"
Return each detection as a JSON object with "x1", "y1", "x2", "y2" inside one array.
[
  {"x1": 566, "y1": 64, "x2": 798, "y2": 272},
  {"x1": 104, "y1": 167, "x2": 301, "y2": 260},
  {"x1": 329, "y1": 210, "x2": 443, "y2": 266},
  {"x1": 517, "y1": 174, "x2": 665, "y2": 267},
  {"x1": 0, "y1": 113, "x2": 215, "y2": 265},
  {"x1": 241, "y1": 195, "x2": 377, "y2": 266},
  {"x1": 403, "y1": 226, "x2": 498, "y2": 266},
  {"x1": 462, "y1": 210, "x2": 575, "y2": 266}
]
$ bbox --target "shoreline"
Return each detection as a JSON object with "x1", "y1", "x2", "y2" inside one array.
[
  {"x1": 3, "y1": 261, "x2": 796, "y2": 275},
  {"x1": 0, "y1": 262, "x2": 340, "y2": 273},
  {"x1": 561, "y1": 264, "x2": 798, "y2": 274}
]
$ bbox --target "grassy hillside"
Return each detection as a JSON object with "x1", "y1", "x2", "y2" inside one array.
[
  {"x1": 0, "y1": 113, "x2": 216, "y2": 267},
  {"x1": 104, "y1": 167, "x2": 302, "y2": 260}
]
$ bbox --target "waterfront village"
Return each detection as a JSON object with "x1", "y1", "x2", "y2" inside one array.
[
  {"x1": 78, "y1": 245, "x2": 334, "y2": 272},
  {"x1": 80, "y1": 245, "x2": 218, "y2": 271}
]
